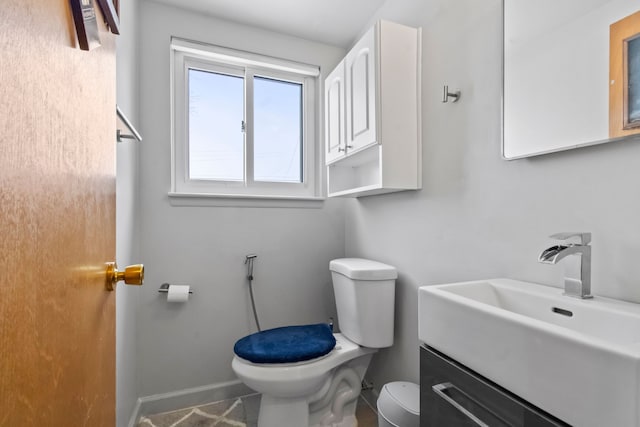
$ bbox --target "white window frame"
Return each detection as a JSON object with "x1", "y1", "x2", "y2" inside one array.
[{"x1": 170, "y1": 37, "x2": 322, "y2": 201}]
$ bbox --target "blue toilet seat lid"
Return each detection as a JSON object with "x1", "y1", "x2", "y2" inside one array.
[{"x1": 233, "y1": 323, "x2": 336, "y2": 364}]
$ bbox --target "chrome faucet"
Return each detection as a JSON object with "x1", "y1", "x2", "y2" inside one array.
[{"x1": 538, "y1": 232, "x2": 592, "y2": 299}]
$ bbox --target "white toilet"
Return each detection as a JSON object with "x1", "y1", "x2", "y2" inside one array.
[{"x1": 232, "y1": 258, "x2": 397, "y2": 427}]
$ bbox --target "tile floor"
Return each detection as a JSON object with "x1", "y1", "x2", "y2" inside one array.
[{"x1": 138, "y1": 393, "x2": 378, "y2": 427}]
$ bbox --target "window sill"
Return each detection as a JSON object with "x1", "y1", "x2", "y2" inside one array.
[{"x1": 168, "y1": 192, "x2": 326, "y2": 208}]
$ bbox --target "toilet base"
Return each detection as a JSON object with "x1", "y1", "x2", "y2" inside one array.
[
  {"x1": 255, "y1": 353, "x2": 373, "y2": 427},
  {"x1": 258, "y1": 395, "x2": 309, "y2": 427},
  {"x1": 257, "y1": 394, "x2": 358, "y2": 427},
  {"x1": 313, "y1": 414, "x2": 356, "y2": 427}
]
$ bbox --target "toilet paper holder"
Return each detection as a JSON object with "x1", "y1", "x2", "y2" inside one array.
[{"x1": 158, "y1": 283, "x2": 194, "y2": 294}]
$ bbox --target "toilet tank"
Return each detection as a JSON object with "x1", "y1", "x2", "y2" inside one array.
[{"x1": 329, "y1": 258, "x2": 397, "y2": 348}]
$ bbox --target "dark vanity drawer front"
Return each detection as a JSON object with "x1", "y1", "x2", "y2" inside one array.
[
  {"x1": 420, "y1": 346, "x2": 570, "y2": 427},
  {"x1": 427, "y1": 381, "x2": 511, "y2": 426}
]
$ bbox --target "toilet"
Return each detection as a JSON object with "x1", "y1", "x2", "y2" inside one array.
[{"x1": 232, "y1": 258, "x2": 397, "y2": 427}]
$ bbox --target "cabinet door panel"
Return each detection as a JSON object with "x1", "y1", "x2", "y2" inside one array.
[
  {"x1": 325, "y1": 62, "x2": 345, "y2": 164},
  {"x1": 346, "y1": 26, "x2": 377, "y2": 152},
  {"x1": 350, "y1": 50, "x2": 371, "y2": 139}
]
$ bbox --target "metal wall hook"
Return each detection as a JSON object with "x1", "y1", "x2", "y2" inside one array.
[{"x1": 442, "y1": 85, "x2": 461, "y2": 103}]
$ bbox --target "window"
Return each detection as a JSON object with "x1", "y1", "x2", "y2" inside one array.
[{"x1": 171, "y1": 38, "x2": 321, "y2": 200}]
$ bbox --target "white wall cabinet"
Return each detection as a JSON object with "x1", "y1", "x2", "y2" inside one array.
[{"x1": 324, "y1": 20, "x2": 422, "y2": 198}]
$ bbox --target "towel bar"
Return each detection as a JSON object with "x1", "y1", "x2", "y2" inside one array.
[{"x1": 117, "y1": 105, "x2": 142, "y2": 143}]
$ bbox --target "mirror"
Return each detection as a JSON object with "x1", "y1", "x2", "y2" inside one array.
[{"x1": 503, "y1": 0, "x2": 640, "y2": 159}]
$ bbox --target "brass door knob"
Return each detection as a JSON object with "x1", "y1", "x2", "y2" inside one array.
[{"x1": 106, "y1": 262, "x2": 144, "y2": 291}]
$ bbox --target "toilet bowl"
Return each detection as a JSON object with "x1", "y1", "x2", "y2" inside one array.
[
  {"x1": 232, "y1": 333, "x2": 374, "y2": 398},
  {"x1": 233, "y1": 333, "x2": 376, "y2": 426},
  {"x1": 231, "y1": 258, "x2": 397, "y2": 427}
]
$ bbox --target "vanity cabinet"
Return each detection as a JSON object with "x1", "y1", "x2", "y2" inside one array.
[
  {"x1": 420, "y1": 346, "x2": 569, "y2": 427},
  {"x1": 324, "y1": 20, "x2": 422, "y2": 197}
]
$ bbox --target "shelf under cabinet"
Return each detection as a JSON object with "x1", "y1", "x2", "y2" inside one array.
[
  {"x1": 327, "y1": 142, "x2": 421, "y2": 198},
  {"x1": 327, "y1": 145, "x2": 381, "y2": 197}
]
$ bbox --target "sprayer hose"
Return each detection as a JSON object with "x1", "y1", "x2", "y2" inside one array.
[{"x1": 248, "y1": 276, "x2": 261, "y2": 332}]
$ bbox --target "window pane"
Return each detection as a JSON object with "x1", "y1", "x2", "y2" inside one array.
[
  {"x1": 188, "y1": 69, "x2": 244, "y2": 181},
  {"x1": 253, "y1": 76, "x2": 303, "y2": 183}
]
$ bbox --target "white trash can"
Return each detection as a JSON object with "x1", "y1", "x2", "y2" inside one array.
[{"x1": 377, "y1": 381, "x2": 420, "y2": 427}]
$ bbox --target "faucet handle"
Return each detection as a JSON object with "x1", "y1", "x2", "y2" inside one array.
[{"x1": 549, "y1": 232, "x2": 591, "y2": 245}]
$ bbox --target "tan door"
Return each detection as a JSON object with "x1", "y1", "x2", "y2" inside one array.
[
  {"x1": 0, "y1": 0, "x2": 117, "y2": 425},
  {"x1": 610, "y1": 9, "x2": 640, "y2": 138}
]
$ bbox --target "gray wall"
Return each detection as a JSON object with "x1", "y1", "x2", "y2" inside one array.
[
  {"x1": 125, "y1": 0, "x2": 640, "y2": 410},
  {"x1": 136, "y1": 0, "x2": 347, "y2": 397},
  {"x1": 347, "y1": 0, "x2": 640, "y2": 391},
  {"x1": 116, "y1": 0, "x2": 141, "y2": 425}
]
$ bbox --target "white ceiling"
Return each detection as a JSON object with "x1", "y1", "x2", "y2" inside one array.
[{"x1": 148, "y1": 0, "x2": 388, "y2": 47}]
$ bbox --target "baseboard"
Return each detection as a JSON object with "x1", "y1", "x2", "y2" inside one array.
[
  {"x1": 360, "y1": 386, "x2": 379, "y2": 414},
  {"x1": 127, "y1": 398, "x2": 143, "y2": 427},
  {"x1": 128, "y1": 380, "x2": 254, "y2": 427}
]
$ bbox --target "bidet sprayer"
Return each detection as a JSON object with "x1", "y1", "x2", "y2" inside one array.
[{"x1": 245, "y1": 254, "x2": 257, "y2": 280}]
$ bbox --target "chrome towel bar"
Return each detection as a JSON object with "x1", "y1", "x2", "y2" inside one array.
[{"x1": 116, "y1": 105, "x2": 142, "y2": 143}]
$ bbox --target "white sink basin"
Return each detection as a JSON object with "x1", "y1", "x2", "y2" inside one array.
[{"x1": 419, "y1": 279, "x2": 640, "y2": 427}]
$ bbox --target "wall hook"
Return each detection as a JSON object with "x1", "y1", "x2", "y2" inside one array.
[{"x1": 442, "y1": 85, "x2": 461, "y2": 103}]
